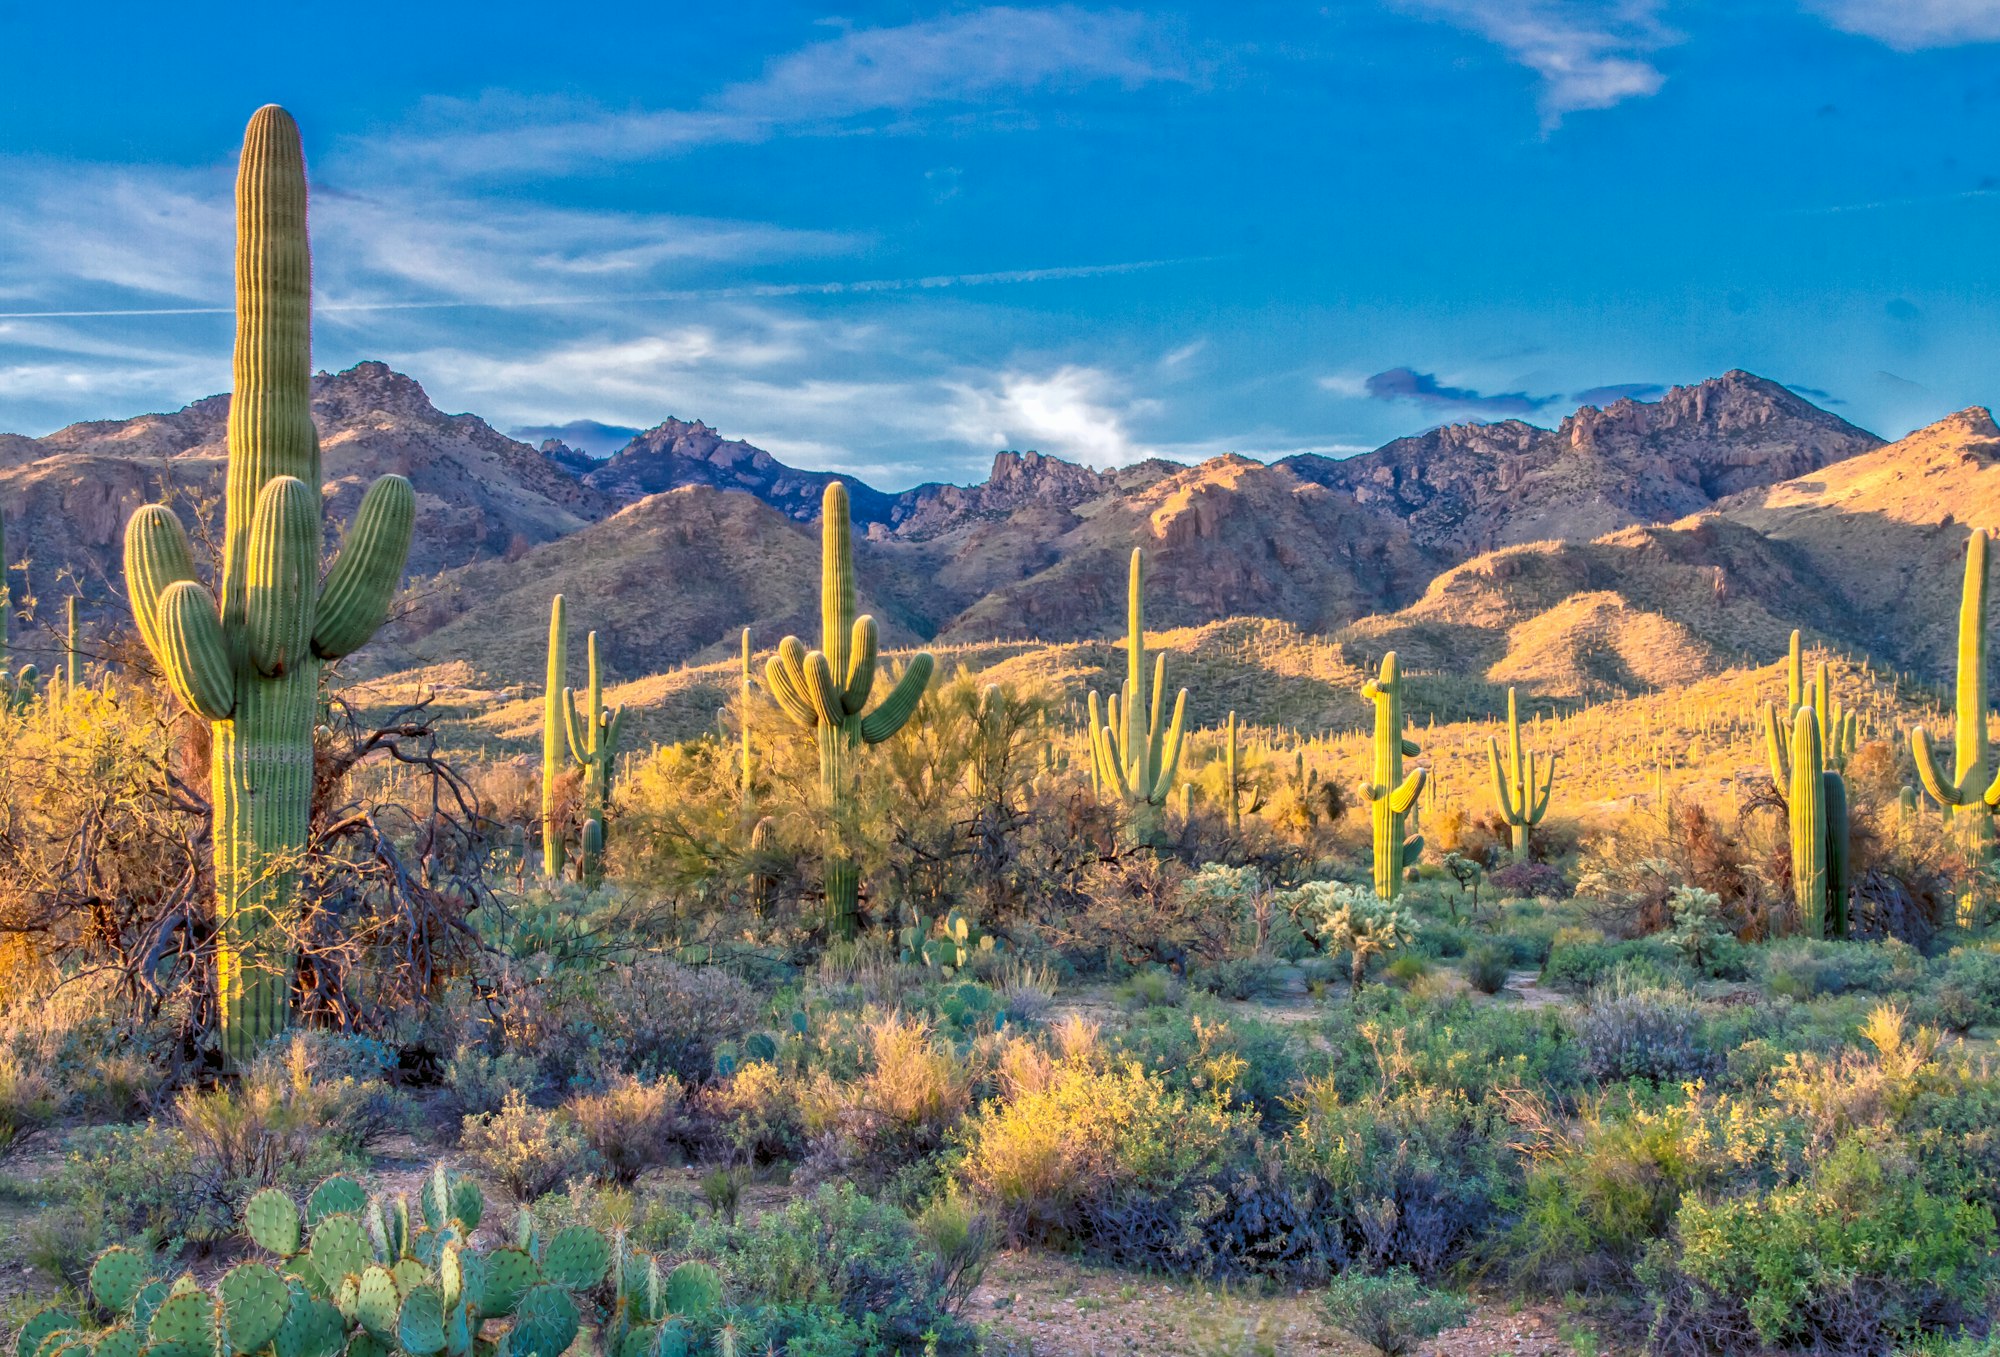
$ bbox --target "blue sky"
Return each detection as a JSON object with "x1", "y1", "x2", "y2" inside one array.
[{"x1": 2, "y1": 1, "x2": 1997, "y2": 487}]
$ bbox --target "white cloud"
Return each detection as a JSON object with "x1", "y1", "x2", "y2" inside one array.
[
  {"x1": 383, "y1": 7, "x2": 1185, "y2": 176},
  {"x1": 1398, "y1": 0, "x2": 1674, "y2": 121},
  {"x1": 946, "y1": 365, "x2": 1159, "y2": 467},
  {"x1": 1807, "y1": 0, "x2": 2000, "y2": 48}
]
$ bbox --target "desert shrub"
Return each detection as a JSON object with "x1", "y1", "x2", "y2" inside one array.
[
  {"x1": 1115, "y1": 1007, "x2": 1303, "y2": 1124},
  {"x1": 1574, "y1": 980, "x2": 1716, "y2": 1085},
  {"x1": 1647, "y1": 1138, "x2": 1997, "y2": 1355},
  {"x1": 1502, "y1": 1090, "x2": 1797, "y2": 1295},
  {"x1": 914, "y1": 1189, "x2": 1000, "y2": 1318},
  {"x1": 1542, "y1": 932, "x2": 1685, "y2": 992},
  {"x1": 567, "y1": 1074, "x2": 688, "y2": 1182},
  {"x1": 799, "y1": 1012, "x2": 971, "y2": 1196},
  {"x1": 957, "y1": 1051, "x2": 1258, "y2": 1272},
  {"x1": 179, "y1": 1036, "x2": 400, "y2": 1177},
  {"x1": 703, "y1": 1057, "x2": 806, "y2": 1165},
  {"x1": 1464, "y1": 943, "x2": 1511, "y2": 994},
  {"x1": 1191, "y1": 953, "x2": 1287, "y2": 1000},
  {"x1": 689, "y1": 1183, "x2": 981, "y2": 1353},
  {"x1": 1284, "y1": 1080, "x2": 1513, "y2": 1276},
  {"x1": 1383, "y1": 955, "x2": 1429, "y2": 988},
  {"x1": 1488, "y1": 859, "x2": 1572, "y2": 900},
  {"x1": 280, "y1": 1028, "x2": 397, "y2": 1083},
  {"x1": 1317, "y1": 992, "x2": 1581, "y2": 1106},
  {"x1": 594, "y1": 957, "x2": 759, "y2": 1082},
  {"x1": 993, "y1": 956, "x2": 1058, "y2": 1022},
  {"x1": 459, "y1": 1088, "x2": 596, "y2": 1199},
  {"x1": 1116, "y1": 966, "x2": 1185, "y2": 1009},
  {"x1": 0, "y1": 1053, "x2": 57, "y2": 1157},
  {"x1": 1759, "y1": 936, "x2": 1914, "y2": 1002},
  {"x1": 49, "y1": 1122, "x2": 229, "y2": 1249},
  {"x1": 1321, "y1": 1267, "x2": 1471, "y2": 1356},
  {"x1": 443, "y1": 1043, "x2": 543, "y2": 1119},
  {"x1": 1413, "y1": 919, "x2": 1469, "y2": 959}
]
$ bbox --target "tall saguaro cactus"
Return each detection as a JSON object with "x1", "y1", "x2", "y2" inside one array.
[
  {"x1": 564, "y1": 629, "x2": 624, "y2": 885},
  {"x1": 1087, "y1": 547, "x2": 1189, "y2": 837},
  {"x1": 1911, "y1": 530, "x2": 2000, "y2": 837},
  {"x1": 1488, "y1": 687, "x2": 1556, "y2": 860},
  {"x1": 1360, "y1": 653, "x2": 1427, "y2": 899},
  {"x1": 1779, "y1": 705, "x2": 1850, "y2": 938},
  {"x1": 739, "y1": 627, "x2": 755, "y2": 807},
  {"x1": 766, "y1": 482, "x2": 934, "y2": 934},
  {"x1": 1225, "y1": 710, "x2": 1242, "y2": 832},
  {"x1": 1765, "y1": 629, "x2": 1857, "y2": 780},
  {"x1": 542, "y1": 595, "x2": 568, "y2": 879},
  {"x1": 122, "y1": 107, "x2": 416, "y2": 1065}
]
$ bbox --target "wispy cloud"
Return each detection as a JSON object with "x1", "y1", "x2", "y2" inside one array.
[
  {"x1": 1397, "y1": 0, "x2": 1675, "y2": 121},
  {"x1": 384, "y1": 7, "x2": 1186, "y2": 175},
  {"x1": 1807, "y1": 0, "x2": 2000, "y2": 49},
  {"x1": 1350, "y1": 366, "x2": 1558, "y2": 416},
  {"x1": 1574, "y1": 381, "x2": 1665, "y2": 405}
]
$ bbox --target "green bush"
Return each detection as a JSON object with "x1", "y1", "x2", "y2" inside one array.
[
  {"x1": 1574, "y1": 981, "x2": 1716, "y2": 1086},
  {"x1": 1650, "y1": 1137, "x2": 1997, "y2": 1353},
  {"x1": 459, "y1": 1089, "x2": 597, "y2": 1200},
  {"x1": 690, "y1": 1183, "x2": 981, "y2": 1353},
  {"x1": 1321, "y1": 1267, "x2": 1471, "y2": 1356},
  {"x1": 1464, "y1": 943, "x2": 1511, "y2": 995}
]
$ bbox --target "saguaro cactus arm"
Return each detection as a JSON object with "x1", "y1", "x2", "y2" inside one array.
[{"x1": 313, "y1": 474, "x2": 416, "y2": 658}]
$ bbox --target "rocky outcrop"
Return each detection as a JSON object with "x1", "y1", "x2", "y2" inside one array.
[
  {"x1": 1283, "y1": 371, "x2": 1882, "y2": 557},
  {"x1": 584, "y1": 417, "x2": 898, "y2": 524}
]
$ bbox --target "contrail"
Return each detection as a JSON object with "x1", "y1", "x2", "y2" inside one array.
[{"x1": 0, "y1": 257, "x2": 1204, "y2": 320}]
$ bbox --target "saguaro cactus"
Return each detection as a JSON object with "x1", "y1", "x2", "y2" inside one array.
[
  {"x1": 1488, "y1": 687, "x2": 1556, "y2": 860},
  {"x1": 542, "y1": 595, "x2": 569, "y2": 879},
  {"x1": 739, "y1": 627, "x2": 755, "y2": 807},
  {"x1": 765, "y1": 482, "x2": 934, "y2": 934},
  {"x1": 1360, "y1": 653, "x2": 1427, "y2": 899},
  {"x1": 64, "y1": 595, "x2": 79, "y2": 692},
  {"x1": 564, "y1": 630, "x2": 624, "y2": 885},
  {"x1": 122, "y1": 107, "x2": 416, "y2": 1065},
  {"x1": 1224, "y1": 711, "x2": 1243, "y2": 831},
  {"x1": 1765, "y1": 629, "x2": 1858, "y2": 779},
  {"x1": 1087, "y1": 547, "x2": 1189, "y2": 837},
  {"x1": 1911, "y1": 530, "x2": 2000, "y2": 838}
]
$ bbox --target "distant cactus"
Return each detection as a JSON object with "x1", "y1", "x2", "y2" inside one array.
[
  {"x1": 1225, "y1": 710, "x2": 1242, "y2": 832},
  {"x1": 1488, "y1": 687, "x2": 1556, "y2": 861},
  {"x1": 564, "y1": 629, "x2": 624, "y2": 887},
  {"x1": 64, "y1": 594, "x2": 79, "y2": 693},
  {"x1": 1360, "y1": 653, "x2": 1426, "y2": 899},
  {"x1": 1765, "y1": 629, "x2": 1858, "y2": 781},
  {"x1": 765, "y1": 482, "x2": 934, "y2": 934},
  {"x1": 1911, "y1": 531, "x2": 2000, "y2": 839},
  {"x1": 739, "y1": 626, "x2": 755, "y2": 807},
  {"x1": 1087, "y1": 547, "x2": 1188, "y2": 838},
  {"x1": 746, "y1": 815, "x2": 777, "y2": 917},
  {"x1": 542, "y1": 594, "x2": 569, "y2": 879},
  {"x1": 121, "y1": 108, "x2": 415, "y2": 1065}
]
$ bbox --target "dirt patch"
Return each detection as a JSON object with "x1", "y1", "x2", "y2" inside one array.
[{"x1": 968, "y1": 1251, "x2": 1620, "y2": 1357}]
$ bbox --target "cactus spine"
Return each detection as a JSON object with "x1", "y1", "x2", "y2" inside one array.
[
  {"x1": 765, "y1": 482, "x2": 935, "y2": 934},
  {"x1": 1360, "y1": 652, "x2": 1426, "y2": 899},
  {"x1": 1086, "y1": 547, "x2": 1189, "y2": 838},
  {"x1": 564, "y1": 630, "x2": 624, "y2": 886},
  {"x1": 1911, "y1": 530, "x2": 2000, "y2": 838},
  {"x1": 121, "y1": 107, "x2": 415, "y2": 1065},
  {"x1": 1489, "y1": 687, "x2": 1556, "y2": 860},
  {"x1": 542, "y1": 595, "x2": 568, "y2": 879}
]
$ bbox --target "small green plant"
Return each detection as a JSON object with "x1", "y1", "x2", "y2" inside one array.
[
  {"x1": 459, "y1": 1089, "x2": 596, "y2": 1200},
  {"x1": 1321, "y1": 1267, "x2": 1471, "y2": 1356},
  {"x1": 1465, "y1": 943, "x2": 1512, "y2": 995}
]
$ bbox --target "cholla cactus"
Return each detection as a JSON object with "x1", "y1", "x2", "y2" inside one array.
[
  {"x1": 1087, "y1": 547, "x2": 1188, "y2": 838},
  {"x1": 1488, "y1": 687, "x2": 1555, "y2": 861},
  {"x1": 765, "y1": 482, "x2": 934, "y2": 934},
  {"x1": 121, "y1": 108, "x2": 415, "y2": 1065},
  {"x1": 1360, "y1": 653, "x2": 1427, "y2": 899},
  {"x1": 1278, "y1": 880, "x2": 1412, "y2": 996}
]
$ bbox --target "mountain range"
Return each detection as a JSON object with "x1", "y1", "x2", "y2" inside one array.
[{"x1": 9, "y1": 359, "x2": 1994, "y2": 733}]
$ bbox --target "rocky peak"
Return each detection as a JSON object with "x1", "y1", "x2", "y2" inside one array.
[{"x1": 311, "y1": 360, "x2": 448, "y2": 427}]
